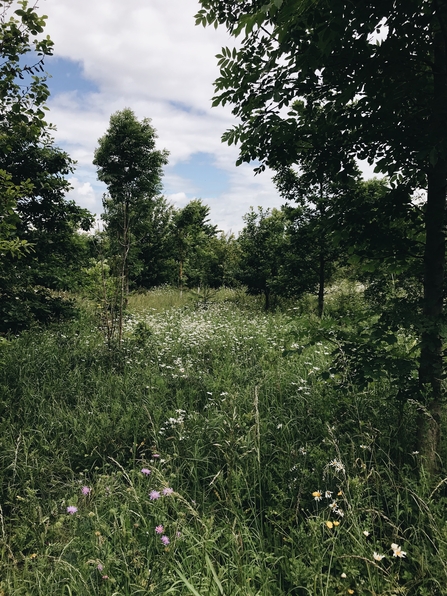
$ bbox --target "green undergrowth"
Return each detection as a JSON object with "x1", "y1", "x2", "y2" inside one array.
[{"x1": 0, "y1": 287, "x2": 446, "y2": 595}]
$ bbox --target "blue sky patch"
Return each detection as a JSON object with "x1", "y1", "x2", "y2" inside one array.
[
  {"x1": 167, "y1": 152, "x2": 229, "y2": 198},
  {"x1": 45, "y1": 56, "x2": 99, "y2": 96}
]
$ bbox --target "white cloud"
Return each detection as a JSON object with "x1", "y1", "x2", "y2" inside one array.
[
  {"x1": 41, "y1": 0, "x2": 280, "y2": 230},
  {"x1": 66, "y1": 177, "x2": 98, "y2": 213}
]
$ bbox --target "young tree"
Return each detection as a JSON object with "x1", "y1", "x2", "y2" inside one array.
[
  {"x1": 197, "y1": 0, "x2": 447, "y2": 467},
  {"x1": 93, "y1": 109, "x2": 169, "y2": 342},
  {"x1": 171, "y1": 199, "x2": 218, "y2": 293},
  {"x1": 237, "y1": 207, "x2": 288, "y2": 310}
]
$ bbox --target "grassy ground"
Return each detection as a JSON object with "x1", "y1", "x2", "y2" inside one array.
[{"x1": 0, "y1": 287, "x2": 446, "y2": 595}]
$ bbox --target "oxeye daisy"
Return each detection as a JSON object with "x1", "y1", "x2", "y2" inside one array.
[
  {"x1": 391, "y1": 543, "x2": 406, "y2": 558},
  {"x1": 373, "y1": 552, "x2": 385, "y2": 561},
  {"x1": 312, "y1": 490, "x2": 323, "y2": 501}
]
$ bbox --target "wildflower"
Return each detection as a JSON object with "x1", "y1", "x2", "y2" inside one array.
[
  {"x1": 333, "y1": 521, "x2": 340, "y2": 526},
  {"x1": 95, "y1": 531, "x2": 101, "y2": 537},
  {"x1": 329, "y1": 459, "x2": 345, "y2": 473},
  {"x1": 81, "y1": 486, "x2": 91, "y2": 495},
  {"x1": 373, "y1": 552, "x2": 385, "y2": 561},
  {"x1": 162, "y1": 487, "x2": 174, "y2": 496},
  {"x1": 29, "y1": 553, "x2": 37, "y2": 559},
  {"x1": 97, "y1": 564, "x2": 103, "y2": 571},
  {"x1": 149, "y1": 490, "x2": 161, "y2": 500},
  {"x1": 329, "y1": 501, "x2": 338, "y2": 509},
  {"x1": 141, "y1": 468, "x2": 151, "y2": 476},
  {"x1": 312, "y1": 490, "x2": 323, "y2": 501},
  {"x1": 102, "y1": 575, "x2": 109, "y2": 580},
  {"x1": 161, "y1": 535, "x2": 170, "y2": 545},
  {"x1": 334, "y1": 508, "x2": 344, "y2": 517},
  {"x1": 391, "y1": 543, "x2": 406, "y2": 558},
  {"x1": 363, "y1": 530, "x2": 370, "y2": 537},
  {"x1": 324, "y1": 490, "x2": 333, "y2": 499},
  {"x1": 66, "y1": 506, "x2": 78, "y2": 515},
  {"x1": 152, "y1": 454, "x2": 160, "y2": 459},
  {"x1": 348, "y1": 590, "x2": 354, "y2": 595},
  {"x1": 341, "y1": 573, "x2": 347, "y2": 578},
  {"x1": 155, "y1": 525, "x2": 164, "y2": 534},
  {"x1": 325, "y1": 521, "x2": 334, "y2": 529}
]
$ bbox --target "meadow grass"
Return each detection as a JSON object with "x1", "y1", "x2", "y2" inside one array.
[{"x1": 0, "y1": 287, "x2": 446, "y2": 595}]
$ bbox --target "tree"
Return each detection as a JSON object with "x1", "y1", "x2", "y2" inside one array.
[
  {"x1": 237, "y1": 207, "x2": 288, "y2": 310},
  {"x1": 133, "y1": 195, "x2": 177, "y2": 289},
  {"x1": 0, "y1": 0, "x2": 54, "y2": 255},
  {"x1": 171, "y1": 199, "x2": 218, "y2": 292},
  {"x1": 93, "y1": 108, "x2": 169, "y2": 342},
  {"x1": 196, "y1": 0, "x2": 447, "y2": 467},
  {"x1": 0, "y1": 1, "x2": 94, "y2": 332}
]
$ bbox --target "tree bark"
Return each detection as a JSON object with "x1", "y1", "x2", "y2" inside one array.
[{"x1": 417, "y1": 19, "x2": 447, "y2": 472}]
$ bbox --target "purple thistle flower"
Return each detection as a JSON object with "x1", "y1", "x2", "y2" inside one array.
[
  {"x1": 162, "y1": 487, "x2": 174, "y2": 496},
  {"x1": 161, "y1": 535, "x2": 170, "y2": 546},
  {"x1": 155, "y1": 525, "x2": 164, "y2": 534},
  {"x1": 149, "y1": 490, "x2": 161, "y2": 500},
  {"x1": 141, "y1": 468, "x2": 151, "y2": 476},
  {"x1": 66, "y1": 506, "x2": 78, "y2": 515},
  {"x1": 81, "y1": 486, "x2": 91, "y2": 495},
  {"x1": 152, "y1": 454, "x2": 160, "y2": 459},
  {"x1": 97, "y1": 563, "x2": 103, "y2": 571}
]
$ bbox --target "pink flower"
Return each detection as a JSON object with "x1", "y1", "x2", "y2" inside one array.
[
  {"x1": 67, "y1": 506, "x2": 78, "y2": 515},
  {"x1": 149, "y1": 490, "x2": 161, "y2": 500},
  {"x1": 102, "y1": 575, "x2": 109, "y2": 580},
  {"x1": 141, "y1": 468, "x2": 151, "y2": 476},
  {"x1": 152, "y1": 454, "x2": 160, "y2": 458},
  {"x1": 161, "y1": 535, "x2": 170, "y2": 545},
  {"x1": 97, "y1": 564, "x2": 103, "y2": 571},
  {"x1": 81, "y1": 486, "x2": 91, "y2": 495},
  {"x1": 162, "y1": 487, "x2": 174, "y2": 496},
  {"x1": 155, "y1": 525, "x2": 164, "y2": 534}
]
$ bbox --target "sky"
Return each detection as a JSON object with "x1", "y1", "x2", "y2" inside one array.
[{"x1": 36, "y1": 0, "x2": 284, "y2": 233}]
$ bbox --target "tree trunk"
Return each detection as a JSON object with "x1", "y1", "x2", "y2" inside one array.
[
  {"x1": 417, "y1": 20, "x2": 447, "y2": 472},
  {"x1": 317, "y1": 251, "x2": 325, "y2": 318}
]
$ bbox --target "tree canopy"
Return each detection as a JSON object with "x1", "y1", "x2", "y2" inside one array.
[{"x1": 196, "y1": 0, "x2": 447, "y2": 465}]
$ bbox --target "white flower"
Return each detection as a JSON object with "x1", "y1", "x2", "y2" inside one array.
[
  {"x1": 391, "y1": 544, "x2": 406, "y2": 558},
  {"x1": 363, "y1": 530, "x2": 370, "y2": 536},
  {"x1": 324, "y1": 490, "x2": 333, "y2": 499},
  {"x1": 329, "y1": 459, "x2": 345, "y2": 473},
  {"x1": 312, "y1": 490, "x2": 323, "y2": 501},
  {"x1": 341, "y1": 572, "x2": 347, "y2": 578},
  {"x1": 373, "y1": 552, "x2": 385, "y2": 561}
]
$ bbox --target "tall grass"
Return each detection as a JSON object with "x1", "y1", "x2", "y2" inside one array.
[{"x1": 0, "y1": 286, "x2": 446, "y2": 594}]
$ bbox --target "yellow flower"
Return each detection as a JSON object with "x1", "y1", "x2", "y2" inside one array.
[
  {"x1": 333, "y1": 521, "x2": 340, "y2": 526},
  {"x1": 29, "y1": 553, "x2": 37, "y2": 559},
  {"x1": 348, "y1": 590, "x2": 354, "y2": 595},
  {"x1": 325, "y1": 521, "x2": 333, "y2": 529}
]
